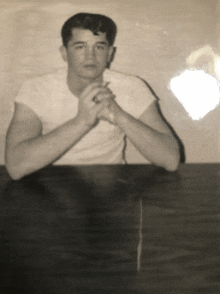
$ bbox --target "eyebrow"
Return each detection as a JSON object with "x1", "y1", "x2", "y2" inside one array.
[
  {"x1": 72, "y1": 41, "x2": 86, "y2": 46},
  {"x1": 71, "y1": 41, "x2": 108, "y2": 46},
  {"x1": 96, "y1": 41, "x2": 108, "y2": 45}
]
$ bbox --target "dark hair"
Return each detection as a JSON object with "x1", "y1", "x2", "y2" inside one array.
[{"x1": 61, "y1": 13, "x2": 117, "y2": 47}]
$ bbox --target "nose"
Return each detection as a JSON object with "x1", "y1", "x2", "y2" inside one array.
[{"x1": 85, "y1": 46, "x2": 95, "y2": 60}]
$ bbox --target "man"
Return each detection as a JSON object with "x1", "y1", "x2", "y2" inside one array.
[{"x1": 5, "y1": 13, "x2": 180, "y2": 180}]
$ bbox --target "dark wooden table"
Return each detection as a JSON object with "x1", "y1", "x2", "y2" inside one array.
[{"x1": 0, "y1": 164, "x2": 219, "y2": 294}]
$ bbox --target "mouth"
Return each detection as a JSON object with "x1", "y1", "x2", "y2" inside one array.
[{"x1": 84, "y1": 64, "x2": 97, "y2": 68}]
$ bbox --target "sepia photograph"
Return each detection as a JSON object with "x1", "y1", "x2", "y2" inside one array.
[{"x1": 0, "y1": 0, "x2": 219, "y2": 293}]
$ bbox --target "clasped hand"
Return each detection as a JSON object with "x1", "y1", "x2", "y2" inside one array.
[{"x1": 76, "y1": 82, "x2": 120, "y2": 127}]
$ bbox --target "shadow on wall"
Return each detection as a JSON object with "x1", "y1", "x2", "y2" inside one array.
[
  {"x1": 0, "y1": 135, "x2": 6, "y2": 165},
  {"x1": 138, "y1": 77, "x2": 186, "y2": 164}
]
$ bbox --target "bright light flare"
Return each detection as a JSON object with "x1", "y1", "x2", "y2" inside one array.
[{"x1": 169, "y1": 70, "x2": 220, "y2": 120}]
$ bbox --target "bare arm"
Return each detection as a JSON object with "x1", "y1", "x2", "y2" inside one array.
[
  {"x1": 99, "y1": 100, "x2": 180, "y2": 171},
  {"x1": 5, "y1": 83, "x2": 113, "y2": 180}
]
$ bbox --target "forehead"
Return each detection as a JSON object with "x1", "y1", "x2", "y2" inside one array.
[{"x1": 69, "y1": 28, "x2": 108, "y2": 44}]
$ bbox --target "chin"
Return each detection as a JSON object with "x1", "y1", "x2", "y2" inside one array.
[
  {"x1": 80, "y1": 72, "x2": 103, "y2": 80},
  {"x1": 79, "y1": 67, "x2": 105, "y2": 80}
]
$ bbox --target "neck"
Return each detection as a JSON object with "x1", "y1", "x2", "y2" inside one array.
[{"x1": 67, "y1": 70, "x2": 104, "y2": 97}]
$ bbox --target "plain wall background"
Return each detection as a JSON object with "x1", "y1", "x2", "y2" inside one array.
[{"x1": 0, "y1": 0, "x2": 219, "y2": 164}]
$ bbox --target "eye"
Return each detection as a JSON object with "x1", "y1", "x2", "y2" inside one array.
[
  {"x1": 96, "y1": 45, "x2": 105, "y2": 50},
  {"x1": 75, "y1": 45, "x2": 84, "y2": 50}
]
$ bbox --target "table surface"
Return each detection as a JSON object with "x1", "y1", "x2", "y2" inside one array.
[{"x1": 0, "y1": 164, "x2": 219, "y2": 294}]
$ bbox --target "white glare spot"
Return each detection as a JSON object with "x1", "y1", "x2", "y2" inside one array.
[{"x1": 169, "y1": 70, "x2": 220, "y2": 120}]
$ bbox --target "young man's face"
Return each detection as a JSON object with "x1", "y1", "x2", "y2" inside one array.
[{"x1": 60, "y1": 28, "x2": 113, "y2": 81}]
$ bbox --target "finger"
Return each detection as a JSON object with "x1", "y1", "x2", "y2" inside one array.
[
  {"x1": 97, "y1": 107, "x2": 115, "y2": 124},
  {"x1": 84, "y1": 88, "x2": 113, "y2": 105},
  {"x1": 81, "y1": 82, "x2": 103, "y2": 97},
  {"x1": 94, "y1": 99, "x2": 109, "y2": 111},
  {"x1": 82, "y1": 81, "x2": 112, "y2": 97},
  {"x1": 93, "y1": 103, "x2": 108, "y2": 115},
  {"x1": 81, "y1": 80, "x2": 111, "y2": 94},
  {"x1": 103, "y1": 81, "x2": 111, "y2": 88},
  {"x1": 95, "y1": 97, "x2": 113, "y2": 111},
  {"x1": 94, "y1": 93, "x2": 115, "y2": 104}
]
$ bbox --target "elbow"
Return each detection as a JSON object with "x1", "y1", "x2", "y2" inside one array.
[
  {"x1": 6, "y1": 164, "x2": 26, "y2": 181},
  {"x1": 5, "y1": 156, "x2": 43, "y2": 180},
  {"x1": 5, "y1": 158, "x2": 28, "y2": 180},
  {"x1": 164, "y1": 148, "x2": 181, "y2": 172},
  {"x1": 163, "y1": 136, "x2": 181, "y2": 172},
  {"x1": 164, "y1": 160, "x2": 179, "y2": 172},
  {"x1": 5, "y1": 150, "x2": 25, "y2": 180},
  {"x1": 5, "y1": 150, "x2": 33, "y2": 180},
  {"x1": 10, "y1": 174, "x2": 23, "y2": 181}
]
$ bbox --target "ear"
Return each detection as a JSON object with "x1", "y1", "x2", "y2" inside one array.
[
  {"x1": 59, "y1": 45, "x2": 67, "y2": 62},
  {"x1": 107, "y1": 46, "x2": 115, "y2": 63},
  {"x1": 107, "y1": 47, "x2": 117, "y2": 67}
]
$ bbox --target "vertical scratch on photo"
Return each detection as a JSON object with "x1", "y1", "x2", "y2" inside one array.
[{"x1": 137, "y1": 197, "x2": 143, "y2": 273}]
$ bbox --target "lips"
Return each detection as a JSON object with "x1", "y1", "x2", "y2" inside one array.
[{"x1": 84, "y1": 64, "x2": 97, "y2": 68}]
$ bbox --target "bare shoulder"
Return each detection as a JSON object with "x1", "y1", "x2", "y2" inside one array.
[{"x1": 6, "y1": 102, "x2": 42, "y2": 149}]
